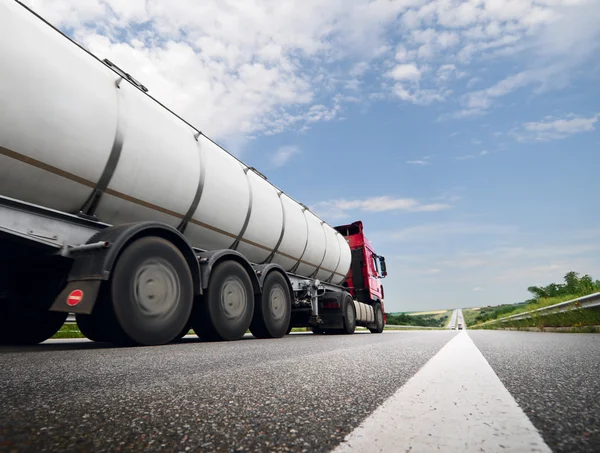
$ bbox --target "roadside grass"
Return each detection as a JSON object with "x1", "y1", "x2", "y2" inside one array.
[
  {"x1": 503, "y1": 294, "x2": 579, "y2": 316},
  {"x1": 52, "y1": 324, "x2": 85, "y2": 339},
  {"x1": 470, "y1": 308, "x2": 600, "y2": 332},
  {"x1": 433, "y1": 310, "x2": 451, "y2": 327},
  {"x1": 405, "y1": 310, "x2": 448, "y2": 316},
  {"x1": 463, "y1": 302, "x2": 528, "y2": 326},
  {"x1": 386, "y1": 310, "x2": 451, "y2": 328},
  {"x1": 469, "y1": 293, "x2": 600, "y2": 331},
  {"x1": 461, "y1": 308, "x2": 483, "y2": 327}
]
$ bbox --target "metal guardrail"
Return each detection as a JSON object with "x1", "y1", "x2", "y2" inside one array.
[{"x1": 487, "y1": 292, "x2": 600, "y2": 324}]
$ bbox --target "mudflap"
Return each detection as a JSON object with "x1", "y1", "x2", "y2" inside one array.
[
  {"x1": 317, "y1": 313, "x2": 344, "y2": 329},
  {"x1": 50, "y1": 280, "x2": 102, "y2": 314}
]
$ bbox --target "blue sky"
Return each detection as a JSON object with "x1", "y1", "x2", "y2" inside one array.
[{"x1": 26, "y1": 0, "x2": 600, "y2": 311}]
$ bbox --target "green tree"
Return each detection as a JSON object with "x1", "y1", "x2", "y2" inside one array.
[
  {"x1": 563, "y1": 271, "x2": 580, "y2": 295},
  {"x1": 527, "y1": 286, "x2": 548, "y2": 299}
]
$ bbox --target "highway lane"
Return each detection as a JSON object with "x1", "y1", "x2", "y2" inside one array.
[
  {"x1": 446, "y1": 309, "x2": 458, "y2": 329},
  {"x1": 1, "y1": 330, "x2": 598, "y2": 452},
  {"x1": 456, "y1": 308, "x2": 465, "y2": 330},
  {"x1": 0, "y1": 331, "x2": 455, "y2": 453},
  {"x1": 470, "y1": 331, "x2": 600, "y2": 453},
  {"x1": 446, "y1": 308, "x2": 464, "y2": 330}
]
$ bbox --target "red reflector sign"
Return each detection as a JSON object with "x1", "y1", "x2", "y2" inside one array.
[{"x1": 67, "y1": 289, "x2": 84, "y2": 307}]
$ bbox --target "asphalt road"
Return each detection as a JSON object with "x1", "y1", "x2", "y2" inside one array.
[
  {"x1": 445, "y1": 308, "x2": 465, "y2": 330},
  {"x1": 1, "y1": 330, "x2": 598, "y2": 453},
  {"x1": 0, "y1": 331, "x2": 454, "y2": 453},
  {"x1": 470, "y1": 331, "x2": 600, "y2": 453},
  {"x1": 446, "y1": 309, "x2": 458, "y2": 329}
]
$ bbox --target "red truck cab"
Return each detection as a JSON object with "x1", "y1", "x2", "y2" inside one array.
[{"x1": 335, "y1": 221, "x2": 387, "y2": 320}]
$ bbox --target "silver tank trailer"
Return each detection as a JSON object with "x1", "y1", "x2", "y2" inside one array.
[{"x1": 0, "y1": 0, "x2": 351, "y2": 285}]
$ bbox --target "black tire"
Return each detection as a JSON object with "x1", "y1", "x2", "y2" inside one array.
[
  {"x1": 104, "y1": 236, "x2": 194, "y2": 346},
  {"x1": 342, "y1": 294, "x2": 356, "y2": 335},
  {"x1": 192, "y1": 260, "x2": 254, "y2": 341},
  {"x1": 285, "y1": 322, "x2": 292, "y2": 335},
  {"x1": 172, "y1": 321, "x2": 191, "y2": 342},
  {"x1": 0, "y1": 258, "x2": 69, "y2": 345},
  {"x1": 249, "y1": 272, "x2": 291, "y2": 339},
  {"x1": 76, "y1": 313, "x2": 109, "y2": 342},
  {"x1": 369, "y1": 303, "x2": 385, "y2": 333},
  {"x1": 0, "y1": 309, "x2": 67, "y2": 345}
]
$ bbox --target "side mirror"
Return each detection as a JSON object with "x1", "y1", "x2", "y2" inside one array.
[{"x1": 380, "y1": 256, "x2": 387, "y2": 277}]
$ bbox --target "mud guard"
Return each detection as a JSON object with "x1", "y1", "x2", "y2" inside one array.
[{"x1": 51, "y1": 221, "x2": 201, "y2": 314}]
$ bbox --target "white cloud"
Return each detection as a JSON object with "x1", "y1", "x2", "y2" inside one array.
[
  {"x1": 22, "y1": 0, "x2": 600, "y2": 138},
  {"x1": 387, "y1": 222, "x2": 518, "y2": 242},
  {"x1": 21, "y1": 0, "x2": 418, "y2": 145},
  {"x1": 311, "y1": 196, "x2": 451, "y2": 219},
  {"x1": 349, "y1": 62, "x2": 369, "y2": 77},
  {"x1": 407, "y1": 159, "x2": 429, "y2": 165},
  {"x1": 455, "y1": 149, "x2": 490, "y2": 160},
  {"x1": 459, "y1": 70, "x2": 540, "y2": 115},
  {"x1": 436, "y1": 64, "x2": 457, "y2": 82},
  {"x1": 513, "y1": 113, "x2": 600, "y2": 141},
  {"x1": 345, "y1": 79, "x2": 361, "y2": 91},
  {"x1": 444, "y1": 0, "x2": 600, "y2": 118},
  {"x1": 437, "y1": 31, "x2": 460, "y2": 49},
  {"x1": 466, "y1": 77, "x2": 481, "y2": 88},
  {"x1": 472, "y1": 287, "x2": 483, "y2": 291},
  {"x1": 393, "y1": 84, "x2": 449, "y2": 105},
  {"x1": 271, "y1": 145, "x2": 300, "y2": 168},
  {"x1": 388, "y1": 64, "x2": 422, "y2": 81}
]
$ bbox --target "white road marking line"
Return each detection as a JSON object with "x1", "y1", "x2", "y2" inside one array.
[{"x1": 333, "y1": 331, "x2": 551, "y2": 453}]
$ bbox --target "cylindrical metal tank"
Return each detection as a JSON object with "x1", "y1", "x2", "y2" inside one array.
[{"x1": 0, "y1": 0, "x2": 351, "y2": 285}]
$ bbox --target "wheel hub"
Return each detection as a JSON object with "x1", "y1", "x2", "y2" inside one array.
[
  {"x1": 269, "y1": 285, "x2": 286, "y2": 321},
  {"x1": 347, "y1": 302, "x2": 355, "y2": 324},
  {"x1": 221, "y1": 277, "x2": 247, "y2": 320},
  {"x1": 133, "y1": 258, "x2": 180, "y2": 319}
]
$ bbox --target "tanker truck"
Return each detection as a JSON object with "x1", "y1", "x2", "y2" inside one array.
[{"x1": 0, "y1": 0, "x2": 388, "y2": 346}]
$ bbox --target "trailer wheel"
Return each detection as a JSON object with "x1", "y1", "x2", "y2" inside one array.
[
  {"x1": 171, "y1": 321, "x2": 191, "y2": 342},
  {"x1": 369, "y1": 303, "x2": 385, "y2": 333},
  {"x1": 342, "y1": 294, "x2": 356, "y2": 335},
  {"x1": 0, "y1": 309, "x2": 67, "y2": 345},
  {"x1": 76, "y1": 313, "x2": 108, "y2": 342},
  {"x1": 192, "y1": 260, "x2": 254, "y2": 341},
  {"x1": 249, "y1": 272, "x2": 291, "y2": 339},
  {"x1": 0, "y1": 262, "x2": 69, "y2": 345},
  {"x1": 105, "y1": 236, "x2": 193, "y2": 346}
]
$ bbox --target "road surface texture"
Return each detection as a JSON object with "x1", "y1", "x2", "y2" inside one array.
[
  {"x1": 0, "y1": 331, "x2": 453, "y2": 452},
  {"x1": 1, "y1": 330, "x2": 598, "y2": 452},
  {"x1": 470, "y1": 331, "x2": 600, "y2": 453}
]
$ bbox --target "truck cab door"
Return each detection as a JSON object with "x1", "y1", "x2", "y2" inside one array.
[{"x1": 366, "y1": 247, "x2": 383, "y2": 300}]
